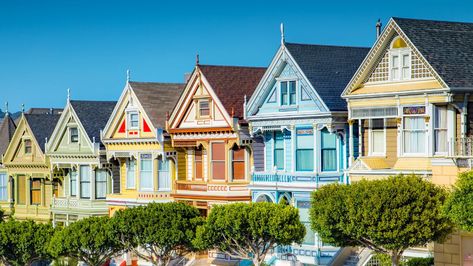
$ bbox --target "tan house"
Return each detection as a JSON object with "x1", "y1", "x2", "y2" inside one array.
[{"x1": 342, "y1": 17, "x2": 473, "y2": 265}]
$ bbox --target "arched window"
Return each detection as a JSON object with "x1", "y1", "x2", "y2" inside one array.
[
  {"x1": 255, "y1": 194, "x2": 273, "y2": 203},
  {"x1": 389, "y1": 36, "x2": 410, "y2": 81}
]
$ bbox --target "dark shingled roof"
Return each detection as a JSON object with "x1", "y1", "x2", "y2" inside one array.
[
  {"x1": 70, "y1": 100, "x2": 117, "y2": 143},
  {"x1": 393, "y1": 17, "x2": 473, "y2": 89},
  {"x1": 129, "y1": 82, "x2": 185, "y2": 128},
  {"x1": 0, "y1": 115, "x2": 16, "y2": 157},
  {"x1": 25, "y1": 113, "x2": 61, "y2": 153},
  {"x1": 198, "y1": 65, "x2": 266, "y2": 120},
  {"x1": 285, "y1": 43, "x2": 370, "y2": 111}
]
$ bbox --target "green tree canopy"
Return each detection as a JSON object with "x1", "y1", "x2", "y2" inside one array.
[
  {"x1": 48, "y1": 216, "x2": 123, "y2": 266},
  {"x1": 444, "y1": 170, "x2": 473, "y2": 231},
  {"x1": 310, "y1": 174, "x2": 452, "y2": 266},
  {"x1": 0, "y1": 219, "x2": 55, "y2": 266},
  {"x1": 194, "y1": 202, "x2": 305, "y2": 266},
  {"x1": 111, "y1": 202, "x2": 204, "y2": 266}
]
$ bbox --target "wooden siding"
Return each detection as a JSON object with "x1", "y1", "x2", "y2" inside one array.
[
  {"x1": 361, "y1": 118, "x2": 397, "y2": 167},
  {"x1": 177, "y1": 150, "x2": 186, "y2": 181},
  {"x1": 252, "y1": 136, "x2": 265, "y2": 171}
]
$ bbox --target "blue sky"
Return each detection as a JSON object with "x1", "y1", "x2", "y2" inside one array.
[{"x1": 0, "y1": 0, "x2": 472, "y2": 112}]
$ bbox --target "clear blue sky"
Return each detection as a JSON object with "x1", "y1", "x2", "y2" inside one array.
[{"x1": 1, "y1": 0, "x2": 472, "y2": 112}]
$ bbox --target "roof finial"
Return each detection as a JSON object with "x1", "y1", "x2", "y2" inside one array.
[
  {"x1": 376, "y1": 19, "x2": 382, "y2": 39},
  {"x1": 196, "y1": 53, "x2": 200, "y2": 65},
  {"x1": 280, "y1": 22, "x2": 285, "y2": 45},
  {"x1": 21, "y1": 104, "x2": 25, "y2": 114},
  {"x1": 4, "y1": 102, "x2": 8, "y2": 117},
  {"x1": 126, "y1": 69, "x2": 130, "y2": 83},
  {"x1": 67, "y1": 88, "x2": 71, "y2": 103}
]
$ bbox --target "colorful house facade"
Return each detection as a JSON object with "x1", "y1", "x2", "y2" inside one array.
[
  {"x1": 102, "y1": 81, "x2": 184, "y2": 216},
  {"x1": 245, "y1": 39, "x2": 369, "y2": 264},
  {"x1": 3, "y1": 109, "x2": 61, "y2": 222},
  {"x1": 167, "y1": 64, "x2": 265, "y2": 220},
  {"x1": 46, "y1": 99, "x2": 116, "y2": 226},
  {"x1": 0, "y1": 109, "x2": 16, "y2": 216},
  {"x1": 342, "y1": 17, "x2": 473, "y2": 264}
]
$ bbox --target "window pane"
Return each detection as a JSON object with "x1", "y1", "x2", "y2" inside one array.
[
  {"x1": 296, "y1": 149, "x2": 314, "y2": 171},
  {"x1": 0, "y1": 174, "x2": 7, "y2": 201},
  {"x1": 274, "y1": 132, "x2": 284, "y2": 149},
  {"x1": 281, "y1": 81, "x2": 288, "y2": 105},
  {"x1": 322, "y1": 149, "x2": 337, "y2": 171},
  {"x1": 80, "y1": 166, "x2": 90, "y2": 181},
  {"x1": 232, "y1": 148, "x2": 245, "y2": 180},
  {"x1": 321, "y1": 130, "x2": 336, "y2": 149},
  {"x1": 372, "y1": 131, "x2": 384, "y2": 153},
  {"x1": 403, "y1": 117, "x2": 426, "y2": 153},
  {"x1": 392, "y1": 55, "x2": 399, "y2": 67},
  {"x1": 129, "y1": 112, "x2": 139, "y2": 128},
  {"x1": 80, "y1": 166, "x2": 91, "y2": 198},
  {"x1": 70, "y1": 170, "x2": 77, "y2": 196},
  {"x1": 70, "y1": 128, "x2": 78, "y2": 143},
  {"x1": 289, "y1": 81, "x2": 296, "y2": 105},
  {"x1": 31, "y1": 179, "x2": 41, "y2": 205},
  {"x1": 402, "y1": 54, "x2": 410, "y2": 67},
  {"x1": 17, "y1": 175, "x2": 26, "y2": 204},
  {"x1": 212, "y1": 162, "x2": 225, "y2": 180},
  {"x1": 140, "y1": 156, "x2": 153, "y2": 190},
  {"x1": 158, "y1": 159, "x2": 171, "y2": 191},
  {"x1": 195, "y1": 149, "x2": 203, "y2": 180},
  {"x1": 211, "y1": 143, "x2": 225, "y2": 160},
  {"x1": 24, "y1": 140, "x2": 32, "y2": 154},
  {"x1": 95, "y1": 170, "x2": 107, "y2": 199},
  {"x1": 274, "y1": 149, "x2": 284, "y2": 170},
  {"x1": 199, "y1": 100, "x2": 210, "y2": 117},
  {"x1": 126, "y1": 159, "x2": 136, "y2": 189},
  {"x1": 212, "y1": 143, "x2": 225, "y2": 180},
  {"x1": 303, "y1": 223, "x2": 315, "y2": 245}
]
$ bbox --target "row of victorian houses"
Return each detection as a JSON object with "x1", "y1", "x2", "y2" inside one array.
[{"x1": 0, "y1": 17, "x2": 472, "y2": 266}]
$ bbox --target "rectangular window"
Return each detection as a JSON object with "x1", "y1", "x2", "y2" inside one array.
[
  {"x1": 95, "y1": 170, "x2": 107, "y2": 199},
  {"x1": 70, "y1": 170, "x2": 77, "y2": 197},
  {"x1": 140, "y1": 154, "x2": 153, "y2": 191},
  {"x1": 24, "y1": 139, "x2": 32, "y2": 154},
  {"x1": 403, "y1": 117, "x2": 426, "y2": 154},
  {"x1": 321, "y1": 130, "x2": 337, "y2": 172},
  {"x1": 70, "y1": 127, "x2": 79, "y2": 143},
  {"x1": 80, "y1": 165, "x2": 91, "y2": 198},
  {"x1": 434, "y1": 106, "x2": 448, "y2": 154},
  {"x1": 158, "y1": 159, "x2": 171, "y2": 191},
  {"x1": 128, "y1": 112, "x2": 139, "y2": 129},
  {"x1": 296, "y1": 129, "x2": 314, "y2": 171},
  {"x1": 232, "y1": 148, "x2": 245, "y2": 180},
  {"x1": 0, "y1": 174, "x2": 7, "y2": 201},
  {"x1": 211, "y1": 143, "x2": 225, "y2": 180},
  {"x1": 195, "y1": 149, "x2": 203, "y2": 180},
  {"x1": 391, "y1": 55, "x2": 399, "y2": 80},
  {"x1": 30, "y1": 179, "x2": 41, "y2": 205},
  {"x1": 17, "y1": 175, "x2": 26, "y2": 205},
  {"x1": 126, "y1": 159, "x2": 136, "y2": 189},
  {"x1": 280, "y1": 81, "x2": 296, "y2": 106},
  {"x1": 273, "y1": 131, "x2": 284, "y2": 170},
  {"x1": 370, "y1": 119, "x2": 385, "y2": 155},
  {"x1": 199, "y1": 100, "x2": 210, "y2": 117},
  {"x1": 52, "y1": 178, "x2": 59, "y2": 198},
  {"x1": 402, "y1": 54, "x2": 410, "y2": 79}
]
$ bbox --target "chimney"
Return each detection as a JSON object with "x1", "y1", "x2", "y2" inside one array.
[{"x1": 376, "y1": 19, "x2": 382, "y2": 39}]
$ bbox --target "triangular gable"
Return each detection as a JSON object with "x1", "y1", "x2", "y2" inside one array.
[
  {"x1": 246, "y1": 45, "x2": 329, "y2": 117},
  {"x1": 3, "y1": 116, "x2": 45, "y2": 164},
  {"x1": 168, "y1": 67, "x2": 233, "y2": 130},
  {"x1": 342, "y1": 18, "x2": 448, "y2": 97},
  {"x1": 102, "y1": 83, "x2": 156, "y2": 140},
  {"x1": 46, "y1": 102, "x2": 94, "y2": 154}
]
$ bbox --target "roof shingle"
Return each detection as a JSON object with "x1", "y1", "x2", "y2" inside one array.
[
  {"x1": 25, "y1": 113, "x2": 61, "y2": 153},
  {"x1": 70, "y1": 100, "x2": 117, "y2": 143},
  {"x1": 0, "y1": 115, "x2": 16, "y2": 158}
]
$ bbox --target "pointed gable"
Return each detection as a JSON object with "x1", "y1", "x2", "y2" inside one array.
[
  {"x1": 0, "y1": 115, "x2": 16, "y2": 157},
  {"x1": 285, "y1": 43, "x2": 369, "y2": 111}
]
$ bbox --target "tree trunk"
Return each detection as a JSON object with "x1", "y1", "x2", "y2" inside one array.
[
  {"x1": 253, "y1": 254, "x2": 261, "y2": 266},
  {"x1": 391, "y1": 252, "x2": 401, "y2": 266}
]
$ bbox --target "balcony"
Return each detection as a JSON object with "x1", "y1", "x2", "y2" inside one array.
[
  {"x1": 251, "y1": 172, "x2": 342, "y2": 189},
  {"x1": 173, "y1": 181, "x2": 250, "y2": 200},
  {"x1": 51, "y1": 197, "x2": 108, "y2": 215},
  {"x1": 455, "y1": 137, "x2": 473, "y2": 158}
]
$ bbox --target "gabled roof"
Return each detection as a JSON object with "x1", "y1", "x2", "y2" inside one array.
[
  {"x1": 393, "y1": 17, "x2": 473, "y2": 89},
  {"x1": 24, "y1": 113, "x2": 61, "y2": 153},
  {"x1": 285, "y1": 43, "x2": 370, "y2": 111},
  {"x1": 70, "y1": 100, "x2": 116, "y2": 142},
  {"x1": 0, "y1": 115, "x2": 16, "y2": 157},
  {"x1": 198, "y1": 65, "x2": 266, "y2": 119},
  {"x1": 129, "y1": 82, "x2": 185, "y2": 128}
]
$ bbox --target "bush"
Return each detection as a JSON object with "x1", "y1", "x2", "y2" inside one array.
[{"x1": 405, "y1": 257, "x2": 434, "y2": 266}]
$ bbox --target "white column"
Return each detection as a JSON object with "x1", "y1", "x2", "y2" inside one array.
[
  {"x1": 313, "y1": 124, "x2": 319, "y2": 174},
  {"x1": 358, "y1": 119, "x2": 362, "y2": 157},
  {"x1": 291, "y1": 125, "x2": 295, "y2": 172},
  {"x1": 448, "y1": 106, "x2": 456, "y2": 156},
  {"x1": 76, "y1": 166, "x2": 80, "y2": 199},
  {"x1": 90, "y1": 166, "x2": 95, "y2": 200},
  {"x1": 348, "y1": 120, "x2": 354, "y2": 165},
  {"x1": 187, "y1": 149, "x2": 193, "y2": 181}
]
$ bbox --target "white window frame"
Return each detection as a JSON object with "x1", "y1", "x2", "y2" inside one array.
[
  {"x1": 69, "y1": 127, "x2": 79, "y2": 144},
  {"x1": 368, "y1": 118, "x2": 386, "y2": 156},
  {"x1": 126, "y1": 158, "x2": 136, "y2": 189},
  {"x1": 389, "y1": 49, "x2": 411, "y2": 81},
  {"x1": 139, "y1": 154, "x2": 154, "y2": 192},
  {"x1": 401, "y1": 114, "x2": 428, "y2": 157},
  {"x1": 79, "y1": 165, "x2": 91, "y2": 199},
  {"x1": 278, "y1": 78, "x2": 298, "y2": 107},
  {"x1": 127, "y1": 111, "x2": 139, "y2": 130},
  {"x1": 197, "y1": 99, "x2": 211, "y2": 119},
  {"x1": 319, "y1": 130, "x2": 340, "y2": 174},
  {"x1": 158, "y1": 158, "x2": 171, "y2": 191},
  {"x1": 433, "y1": 105, "x2": 448, "y2": 156}
]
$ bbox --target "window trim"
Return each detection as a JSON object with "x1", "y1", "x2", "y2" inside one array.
[
  {"x1": 279, "y1": 80, "x2": 297, "y2": 106},
  {"x1": 196, "y1": 98, "x2": 211, "y2": 119},
  {"x1": 389, "y1": 48, "x2": 411, "y2": 81},
  {"x1": 210, "y1": 141, "x2": 226, "y2": 181},
  {"x1": 127, "y1": 111, "x2": 139, "y2": 130},
  {"x1": 401, "y1": 114, "x2": 428, "y2": 157},
  {"x1": 139, "y1": 154, "x2": 154, "y2": 192},
  {"x1": 24, "y1": 139, "x2": 32, "y2": 155},
  {"x1": 126, "y1": 158, "x2": 136, "y2": 189},
  {"x1": 368, "y1": 118, "x2": 386, "y2": 156},
  {"x1": 69, "y1": 127, "x2": 79, "y2": 144},
  {"x1": 95, "y1": 170, "x2": 108, "y2": 199},
  {"x1": 0, "y1": 173, "x2": 8, "y2": 201},
  {"x1": 79, "y1": 165, "x2": 91, "y2": 199},
  {"x1": 30, "y1": 178, "x2": 42, "y2": 205}
]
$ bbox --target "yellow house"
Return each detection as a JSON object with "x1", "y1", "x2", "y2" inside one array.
[
  {"x1": 0, "y1": 109, "x2": 17, "y2": 216},
  {"x1": 102, "y1": 81, "x2": 184, "y2": 216},
  {"x1": 342, "y1": 17, "x2": 473, "y2": 265},
  {"x1": 3, "y1": 109, "x2": 61, "y2": 222}
]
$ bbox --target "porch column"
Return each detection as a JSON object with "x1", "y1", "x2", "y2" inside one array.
[
  {"x1": 313, "y1": 123, "x2": 319, "y2": 174},
  {"x1": 358, "y1": 119, "x2": 363, "y2": 157},
  {"x1": 348, "y1": 120, "x2": 354, "y2": 166},
  {"x1": 90, "y1": 166, "x2": 95, "y2": 200},
  {"x1": 76, "y1": 167, "x2": 80, "y2": 199}
]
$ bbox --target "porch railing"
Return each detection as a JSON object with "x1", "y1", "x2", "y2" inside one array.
[
  {"x1": 252, "y1": 172, "x2": 341, "y2": 184},
  {"x1": 455, "y1": 137, "x2": 473, "y2": 157}
]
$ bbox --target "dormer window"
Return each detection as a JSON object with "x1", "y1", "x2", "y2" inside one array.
[
  {"x1": 24, "y1": 139, "x2": 32, "y2": 154},
  {"x1": 280, "y1": 81, "x2": 296, "y2": 106},
  {"x1": 70, "y1": 127, "x2": 79, "y2": 143},
  {"x1": 198, "y1": 99, "x2": 210, "y2": 118},
  {"x1": 389, "y1": 37, "x2": 410, "y2": 81},
  {"x1": 128, "y1": 111, "x2": 139, "y2": 129}
]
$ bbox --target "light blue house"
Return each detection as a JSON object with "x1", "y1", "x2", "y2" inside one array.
[{"x1": 245, "y1": 35, "x2": 369, "y2": 265}]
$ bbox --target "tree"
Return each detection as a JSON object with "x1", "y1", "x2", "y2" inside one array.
[
  {"x1": 194, "y1": 202, "x2": 305, "y2": 266},
  {"x1": 0, "y1": 219, "x2": 55, "y2": 266},
  {"x1": 444, "y1": 170, "x2": 473, "y2": 231},
  {"x1": 112, "y1": 202, "x2": 204, "y2": 266},
  {"x1": 310, "y1": 174, "x2": 453, "y2": 266},
  {"x1": 48, "y1": 216, "x2": 123, "y2": 266}
]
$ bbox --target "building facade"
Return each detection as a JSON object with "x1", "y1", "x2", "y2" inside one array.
[
  {"x1": 46, "y1": 99, "x2": 116, "y2": 226},
  {"x1": 245, "y1": 40, "x2": 369, "y2": 265},
  {"x1": 0, "y1": 110, "x2": 16, "y2": 217},
  {"x1": 102, "y1": 81, "x2": 184, "y2": 216},
  {"x1": 342, "y1": 17, "x2": 473, "y2": 264}
]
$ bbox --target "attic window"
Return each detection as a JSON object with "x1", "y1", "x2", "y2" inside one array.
[
  {"x1": 70, "y1": 127, "x2": 79, "y2": 143},
  {"x1": 198, "y1": 99, "x2": 210, "y2": 118},
  {"x1": 24, "y1": 139, "x2": 32, "y2": 154},
  {"x1": 128, "y1": 112, "x2": 139, "y2": 129},
  {"x1": 389, "y1": 37, "x2": 410, "y2": 81},
  {"x1": 280, "y1": 81, "x2": 296, "y2": 106},
  {"x1": 391, "y1": 37, "x2": 407, "y2": 49}
]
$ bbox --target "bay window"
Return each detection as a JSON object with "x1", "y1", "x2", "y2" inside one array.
[
  {"x1": 126, "y1": 159, "x2": 136, "y2": 189},
  {"x1": 80, "y1": 165, "x2": 90, "y2": 198},
  {"x1": 95, "y1": 170, "x2": 108, "y2": 199},
  {"x1": 30, "y1": 178, "x2": 41, "y2": 205},
  {"x1": 280, "y1": 81, "x2": 296, "y2": 106},
  {"x1": 403, "y1": 117, "x2": 426, "y2": 154},
  {"x1": 434, "y1": 106, "x2": 448, "y2": 154},
  {"x1": 232, "y1": 147, "x2": 245, "y2": 180},
  {"x1": 296, "y1": 128, "x2": 314, "y2": 171},
  {"x1": 70, "y1": 170, "x2": 77, "y2": 197},
  {"x1": 369, "y1": 119, "x2": 385, "y2": 155},
  {"x1": 140, "y1": 154, "x2": 153, "y2": 191},
  {"x1": 273, "y1": 131, "x2": 284, "y2": 170},
  {"x1": 211, "y1": 142, "x2": 225, "y2": 180},
  {"x1": 158, "y1": 159, "x2": 171, "y2": 191},
  {"x1": 321, "y1": 129, "x2": 337, "y2": 172},
  {"x1": 0, "y1": 173, "x2": 7, "y2": 201}
]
